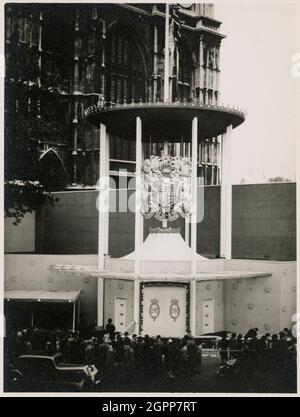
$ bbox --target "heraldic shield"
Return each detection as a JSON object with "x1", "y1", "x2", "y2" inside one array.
[{"x1": 140, "y1": 153, "x2": 192, "y2": 224}]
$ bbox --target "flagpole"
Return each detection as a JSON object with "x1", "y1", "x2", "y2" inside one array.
[{"x1": 164, "y1": 3, "x2": 170, "y2": 103}]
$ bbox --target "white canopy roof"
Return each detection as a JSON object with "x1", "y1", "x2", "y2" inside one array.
[
  {"x1": 5, "y1": 290, "x2": 81, "y2": 303},
  {"x1": 122, "y1": 230, "x2": 208, "y2": 262}
]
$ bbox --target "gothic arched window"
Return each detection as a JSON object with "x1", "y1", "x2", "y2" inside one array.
[
  {"x1": 177, "y1": 46, "x2": 193, "y2": 101},
  {"x1": 105, "y1": 27, "x2": 147, "y2": 104}
]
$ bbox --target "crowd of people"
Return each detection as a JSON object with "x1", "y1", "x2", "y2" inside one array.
[
  {"x1": 217, "y1": 327, "x2": 296, "y2": 377},
  {"x1": 6, "y1": 325, "x2": 201, "y2": 381},
  {"x1": 5, "y1": 321, "x2": 296, "y2": 383}
]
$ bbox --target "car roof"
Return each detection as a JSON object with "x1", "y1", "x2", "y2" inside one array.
[{"x1": 18, "y1": 351, "x2": 63, "y2": 359}]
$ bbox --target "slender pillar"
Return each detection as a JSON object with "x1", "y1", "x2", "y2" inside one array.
[
  {"x1": 191, "y1": 117, "x2": 198, "y2": 274},
  {"x1": 220, "y1": 125, "x2": 233, "y2": 259},
  {"x1": 190, "y1": 117, "x2": 198, "y2": 337},
  {"x1": 140, "y1": 142, "x2": 145, "y2": 244},
  {"x1": 153, "y1": 24, "x2": 158, "y2": 101},
  {"x1": 72, "y1": 9, "x2": 80, "y2": 184},
  {"x1": 98, "y1": 123, "x2": 109, "y2": 271},
  {"x1": 104, "y1": 133, "x2": 110, "y2": 254},
  {"x1": 72, "y1": 301, "x2": 76, "y2": 333},
  {"x1": 134, "y1": 117, "x2": 142, "y2": 334},
  {"x1": 164, "y1": 3, "x2": 170, "y2": 102},
  {"x1": 185, "y1": 216, "x2": 190, "y2": 246},
  {"x1": 163, "y1": 140, "x2": 169, "y2": 155}
]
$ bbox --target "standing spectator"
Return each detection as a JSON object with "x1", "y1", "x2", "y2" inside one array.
[
  {"x1": 96, "y1": 338, "x2": 108, "y2": 374},
  {"x1": 154, "y1": 335, "x2": 164, "y2": 371},
  {"x1": 123, "y1": 343, "x2": 134, "y2": 371},
  {"x1": 165, "y1": 339, "x2": 176, "y2": 378},
  {"x1": 85, "y1": 340, "x2": 95, "y2": 365},
  {"x1": 105, "y1": 338, "x2": 115, "y2": 381},
  {"x1": 229, "y1": 333, "x2": 239, "y2": 359},
  {"x1": 186, "y1": 336, "x2": 198, "y2": 375},
  {"x1": 105, "y1": 318, "x2": 116, "y2": 341},
  {"x1": 135, "y1": 336, "x2": 145, "y2": 373},
  {"x1": 123, "y1": 332, "x2": 131, "y2": 347},
  {"x1": 218, "y1": 335, "x2": 229, "y2": 363},
  {"x1": 114, "y1": 334, "x2": 124, "y2": 366}
]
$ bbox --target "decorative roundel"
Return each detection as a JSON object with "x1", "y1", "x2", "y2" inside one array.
[
  {"x1": 233, "y1": 303, "x2": 236, "y2": 307},
  {"x1": 282, "y1": 306, "x2": 287, "y2": 313},
  {"x1": 232, "y1": 283, "x2": 239, "y2": 290},
  {"x1": 247, "y1": 303, "x2": 254, "y2": 310},
  {"x1": 205, "y1": 284, "x2": 211, "y2": 291},
  {"x1": 29, "y1": 260, "x2": 36, "y2": 266},
  {"x1": 149, "y1": 298, "x2": 160, "y2": 322},
  {"x1": 282, "y1": 268, "x2": 288, "y2": 276},
  {"x1": 118, "y1": 283, "x2": 124, "y2": 290},
  {"x1": 47, "y1": 276, "x2": 54, "y2": 283},
  {"x1": 266, "y1": 307, "x2": 270, "y2": 311},
  {"x1": 82, "y1": 276, "x2": 90, "y2": 284},
  {"x1": 169, "y1": 299, "x2": 180, "y2": 322},
  {"x1": 264, "y1": 324, "x2": 271, "y2": 331},
  {"x1": 292, "y1": 287, "x2": 296, "y2": 293},
  {"x1": 231, "y1": 319, "x2": 238, "y2": 326},
  {"x1": 10, "y1": 276, "x2": 17, "y2": 282},
  {"x1": 264, "y1": 286, "x2": 271, "y2": 293}
]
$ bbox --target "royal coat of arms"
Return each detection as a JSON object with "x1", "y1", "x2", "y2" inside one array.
[{"x1": 140, "y1": 153, "x2": 192, "y2": 226}]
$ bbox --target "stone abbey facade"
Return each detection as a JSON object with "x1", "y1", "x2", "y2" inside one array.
[{"x1": 5, "y1": 3, "x2": 224, "y2": 189}]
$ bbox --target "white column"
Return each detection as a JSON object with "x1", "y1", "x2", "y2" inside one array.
[
  {"x1": 98, "y1": 123, "x2": 109, "y2": 271},
  {"x1": 140, "y1": 142, "x2": 145, "y2": 245},
  {"x1": 164, "y1": 3, "x2": 170, "y2": 102},
  {"x1": 163, "y1": 140, "x2": 169, "y2": 155},
  {"x1": 134, "y1": 279, "x2": 140, "y2": 336},
  {"x1": 134, "y1": 117, "x2": 142, "y2": 334},
  {"x1": 135, "y1": 117, "x2": 142, "y2": 275},
  {"x1": 185, "y1": 216, "x2": 190, "y2": 246},
  {"x1": 104, "y1": 132, "x2": 110, "y2": 254},
  {"x1": 72, "y1": 301, "x2": 76, "y2": 333},
  {"x1": 190, "y1": 117, "x2": 198, "y2": 337},
  {"x1": 220, "y1": 124, "x2": 232, "y2": 259}
]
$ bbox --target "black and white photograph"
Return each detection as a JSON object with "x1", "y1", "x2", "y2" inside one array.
[{"x1": 1, "y1": 1, "x2": 299, "y2": 396}]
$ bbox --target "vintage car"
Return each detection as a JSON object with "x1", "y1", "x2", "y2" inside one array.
[{"x1": 9, "y1": 351, "x2": 100, "y2": 392}]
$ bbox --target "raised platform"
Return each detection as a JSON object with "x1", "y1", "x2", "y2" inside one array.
[{"x1": 85, "y1": 101, "x2": 246, "y2": 140}]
